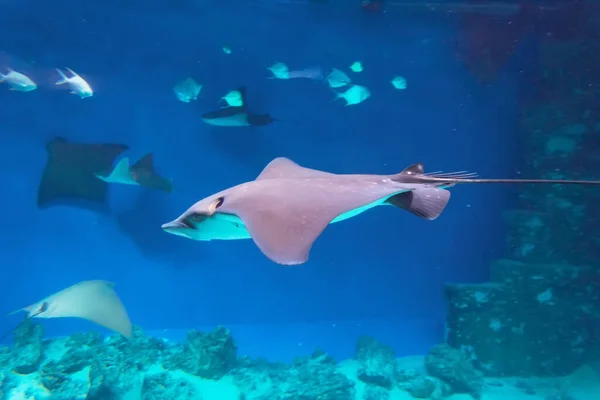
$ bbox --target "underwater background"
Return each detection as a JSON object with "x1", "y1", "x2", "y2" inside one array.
[{"x1": 0, "y1": 0, "x2": 599, "y2": 399}]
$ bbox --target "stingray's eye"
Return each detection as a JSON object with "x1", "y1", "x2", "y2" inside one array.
[
  {"x1": 207, "y1": 196, "x2": 225, "y2": 215},
  {"x1": 39, "y1": 302, "x2": 49, "y2": 313}
]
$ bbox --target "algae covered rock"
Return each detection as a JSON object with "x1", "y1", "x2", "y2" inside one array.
[
  {"x1": 282, "y1": 350, "x2": 355, "y2": 399},
  {"x1": 404, "y1": 375, "x2": 437, "y2": 399},
  {"x1": 425, "y1": 343, "x2": 483, "y2": 399},
  {"x1": 355, "y1": 335, "x2": 396, "y2": 389},
  {"x1": 87, "y1": 326, "x2": 173, "y2": 398},
  {"x1": 39, "y1": 364, "x2": 92, "y2": 399},
  {"x1": 0, "y1": 345, "x2": 11, "y2": 368},
  {"x1": 164, "y1": 325, "x2": 237, "y2": 380},
  {"x1": 64, "y1": 331, "x2": 104, "y2": 348},
  {"x1": 142, "y1": 371, "x2": 199, "y2": 400},
  {"x1": 233, "y1": 350, "x2": 354, "y2": 400},
  {"x1": 363, "y1": 384, "x2": 389, "y2": 400},
  {"x1": 11, "y1": 320, "x2": 44, "y2": 374},
  {"x1": 0, "y1": 369, "x2": 5, "y2": 400}
]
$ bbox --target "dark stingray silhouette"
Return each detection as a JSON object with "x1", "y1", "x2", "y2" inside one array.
[
  {"x1": 37, "y1": 137, "x2": 129, "y2": 213},
  {"x1": 162, "y1": 157, "x2": 600, "y2": 265},
  {"x1": 37, "y1": 137, "x2": 171, "y2": 212}
]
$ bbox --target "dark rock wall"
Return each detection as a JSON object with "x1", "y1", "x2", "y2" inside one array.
[{"x1": 444, "y1": 0, "x2": 600, "y2": 377}]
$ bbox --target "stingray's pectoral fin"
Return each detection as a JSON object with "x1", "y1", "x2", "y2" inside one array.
[
  {"x1": 387, "y1": 187, "x2": 451, "y2": 220},
  {"x1": 236, "y1": 206, "x2": 332, "y2": 265},
  {"x1": 95, "y1": 173, "x2": 109, "y2": 182}
]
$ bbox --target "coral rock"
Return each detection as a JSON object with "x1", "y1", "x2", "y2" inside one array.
[
  {"x1": 354, "y1": 336, "x2": 396, "y2": 389},
  {"x1": 425, "y1": 343, "x2": 483, "y2": 399},
  {"x1": 164, "y1": 326, "x2": 237, "y2": 380}
]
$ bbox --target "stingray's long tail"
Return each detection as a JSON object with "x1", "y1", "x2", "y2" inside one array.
[
  {"x1": 394, "y1": 163, "x2": 600, "y2": 186},
  {"x1": 417, "y1": 173, "x2": 600, "y2": 186}
]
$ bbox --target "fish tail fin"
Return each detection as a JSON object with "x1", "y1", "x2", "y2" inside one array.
[
  {"x1": 329, "y1": 87, "x2": 342, "y2": 103},
  {"x1": 387, "y1": 163, "x2": 451, "y2": 219},
  {"x1": 0, "y1": 74, "x2": 4, "y2": 83},
  {"x1": 55, "y1": 68, "x2": 69, "y2": 85},
  {"x1": 65, "y1": 67, "x2": 78, "y2": 77}
]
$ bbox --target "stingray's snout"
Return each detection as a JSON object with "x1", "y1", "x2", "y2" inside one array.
[{"x1": 161, "y1": 220, "x2": 194, "y2": 238}]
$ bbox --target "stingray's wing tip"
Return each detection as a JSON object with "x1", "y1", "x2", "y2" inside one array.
[
  {"x1": 279, "y1": 258, "x2": 307, "y2": 266},
  {"x1": 7, "y1": 307, "x2": 23, "y2": 316},
  {"x1": 118, "y1": 324, "x2": 133, "y2": 339}
]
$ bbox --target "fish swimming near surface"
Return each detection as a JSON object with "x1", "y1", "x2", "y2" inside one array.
[
  {"x1": 1, "y1": 280, "x2": 132, "y2": 342},
  {"x1": 201, "y1": 87, "x2": 274, "y2": 127},
  {"x1": 162, "y1": 157, "x2": 600, "y2": 266}
]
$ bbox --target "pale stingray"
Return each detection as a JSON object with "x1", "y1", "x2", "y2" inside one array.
[
  {"x1": 95, "y1": 154, "x2": 173, "y2": 193},
  {"x1": 8, "y1": 280, "x2": 132, "y2": 338},
  {"x1": 162, "y1": 157, "x2": 600, "y2": 266},
  {"x1": 96, "y1": 157, "x2": 140, "y2": 185}
]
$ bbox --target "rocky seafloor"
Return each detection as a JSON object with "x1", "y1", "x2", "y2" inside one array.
[{"x1": 0, "y1": 322, "x2": 599, "y2": 400}]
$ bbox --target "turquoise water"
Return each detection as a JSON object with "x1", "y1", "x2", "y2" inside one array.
[{"x1": 0, "y1": 0, "x2": 599, "y2": 399}]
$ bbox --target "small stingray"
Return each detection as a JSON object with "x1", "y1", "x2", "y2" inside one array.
[
  {"x1": 2, "y1": 280, "x2": 132, "y2": 340},
  {"x1": 162, "y1": 157, "x2": 600, "y2": 266},
  {"x1": 327, "y1": 68, "x2": 351, "y2": 88},
  {"x1": 173, "y1": 77, "x2": 202, "y2": 103},
  {"x1": 201, "y1": 87, "x2": 274, "y2": 127},
  {"x1": 37, "y1": 137, "x2": 129, "y2": 210},
  {"x1": 96, "y1": 154, "x2": 172, "y2": 193},
  {"x1": 220, "y1": 89, "x2": 244, "y2": 107}
]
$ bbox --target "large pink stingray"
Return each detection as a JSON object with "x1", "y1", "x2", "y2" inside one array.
[
  {"x1": 10, "y1": 280, "x2": 132, "y2": 338},
  {"x1": 162, "y1": 157, "x2": 600, "y2": 266}
]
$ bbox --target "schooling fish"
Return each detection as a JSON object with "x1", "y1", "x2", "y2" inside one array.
[
  {"x1": 333, "y1": 84, "x2": 371, "y2": 106},
  {"x1": 201, "y1": 87, "x2": 274, "y2": 127},
  {"x1": 0, "y1": 68, "x2": 36, "y2": 92},
  {"x1": 162, "y1": 157, "x2": 600, "y2": 266},
  {"x1": 267, "y1": 62, "x2": 323, "y2": 80}
]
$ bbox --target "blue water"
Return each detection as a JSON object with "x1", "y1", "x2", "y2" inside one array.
[{"x1": 0, "y1": 0, "x2": 525, "y2": 362}]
